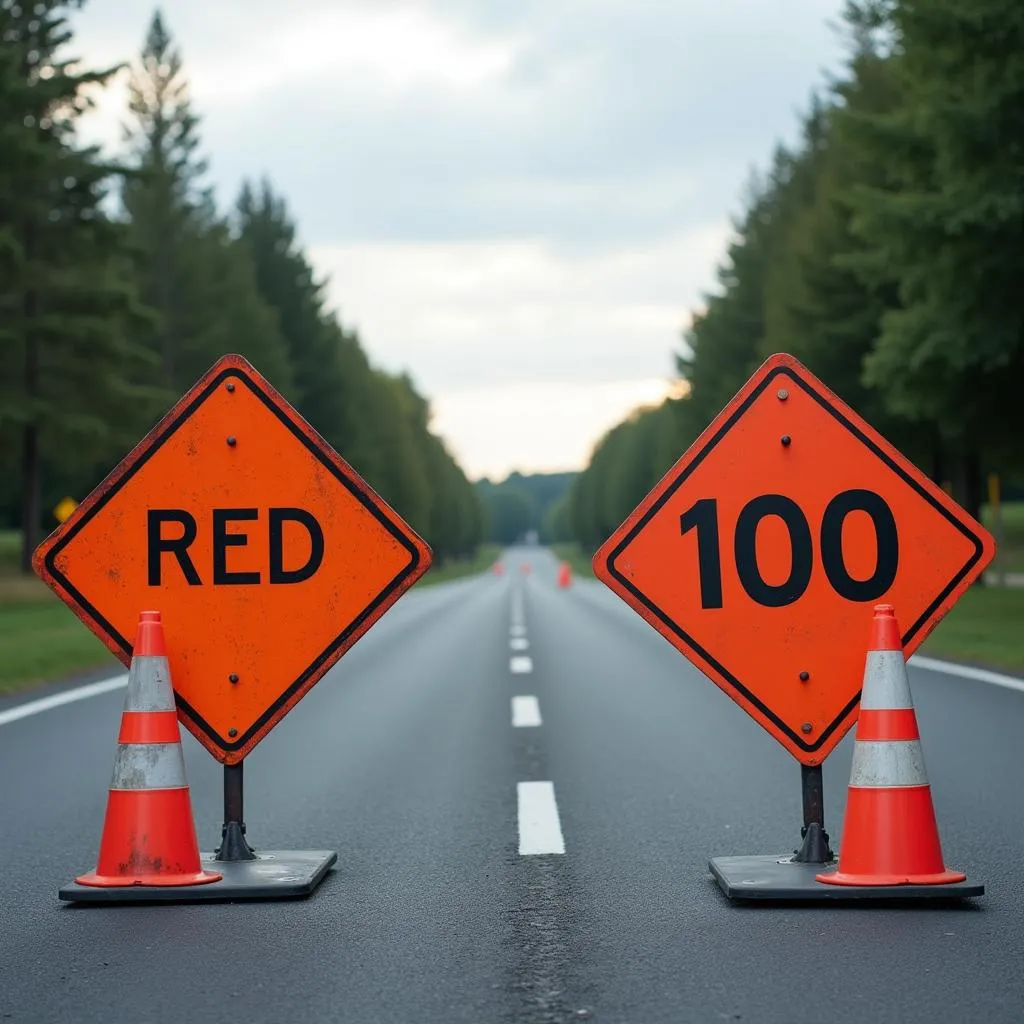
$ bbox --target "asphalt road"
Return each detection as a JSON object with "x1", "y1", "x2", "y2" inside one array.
[{"x1": 1, "y1": 545, "x2": 1023, "y2": 1023}]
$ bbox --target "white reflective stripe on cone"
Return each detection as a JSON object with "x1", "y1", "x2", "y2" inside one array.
[
  {"x1": 110, "y1": 742, "x2": 189, "y2": 790},
  {"x1": 123, "y1": 656, "x2": 176, "y2": 712},
  {"x1": 860, "y1": 651, "x2": 914, "y2": 710},
  {"x1": 849, "y1": 740, "x2": 929, "y2": 788}
]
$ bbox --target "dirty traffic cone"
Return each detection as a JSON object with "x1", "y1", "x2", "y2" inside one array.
[
  {"x1": 817, "y1": 604, "x2": 965, "y2": 887},
  {"x1": 76, "y1": 611, "x2": 222, "y2": 888},
  {"x1": 557, "y1": 562, "x2": 572, "y2": 588}
]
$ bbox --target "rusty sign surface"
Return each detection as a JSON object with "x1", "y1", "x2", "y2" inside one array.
[
  {"x1": 593, "y1": 353, "x2": 995, "y2": 764},
  {"x1": 34, "y1": 354, "x2": 432, "y2": 763}
]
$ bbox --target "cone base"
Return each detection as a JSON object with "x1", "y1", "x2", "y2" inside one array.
[
  {"x1": 817, "y1": 867, "x2": 966, "y2": 887},
  {"x1": 709, "y1": 853, "x2": 983, "y2": 902},
  {"x1": 60, "y1": 850, "x2": 337, "y2": 904},
  {"x1": 75, "y1": 868, "x2": 222, "y2": 888}
]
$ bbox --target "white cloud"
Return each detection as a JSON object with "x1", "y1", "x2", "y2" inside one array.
[
  {"x1": 189, "y1": 6, "x2": 519, "y2": 102},
  {"x1": 66, "y1": 0, "x2": 848, "y2": 477},
  {"x1": 431, "y1": 378, "x2": 679, "y2": 480},
  {"x1": 308, "y1": 222, "x2": 729, "y2": 392}
]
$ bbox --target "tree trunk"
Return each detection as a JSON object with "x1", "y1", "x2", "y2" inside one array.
[
  {"x1": 18, "y1": 213, "x2": 41, "y2": 574},
  {"x1": 19, "y1": 336, "x2": 40, "y2": 575}
]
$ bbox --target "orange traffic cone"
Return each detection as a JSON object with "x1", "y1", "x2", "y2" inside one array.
[
  {"x1": 817, "y1": 604, "x2": 965, "y2": 887},
  {"x1": 493, "y1": 562, "x2": 505, "y2": 576},
  {"x1": 557, "y1": 562, "x2": 572, "y2": 588},
  {"x1": 76, "y1": 611, "x2": 222, "y2": 888}
]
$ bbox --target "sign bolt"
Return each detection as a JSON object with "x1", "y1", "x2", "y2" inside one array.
[
  {"x1": 777, "y1": 388, "x2": 789, "y2": 400},
  {"x1": 781, "y1": 435, "x2": 792, "y2": 447},
  {"x1": 801, "y1": 722, "x2": 813, "y2": 734},
  {"x1": 226, "y1": 382, "x2": 235, "y2": 392},
  {"x1": 229, "y1": 673, "x2": 239, "y2": 684},
  {"x1": 799, "y1": 671, "x2": 810, "y2": 682},
  {"x1": 228, "y1": 728, "x2": 238, "y2": 737},
  {"x1": 226, "y1": 435, "x2": 237, "y2": 447}
]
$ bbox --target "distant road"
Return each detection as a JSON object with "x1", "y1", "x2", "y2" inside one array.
[{"x1": 1, "y1": 547, "x2": 1022, "y2": 1023}]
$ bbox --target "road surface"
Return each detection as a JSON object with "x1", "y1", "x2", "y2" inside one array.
[{"x1": 1, "y1": 546, "x2": 1022, "y2": 1023}]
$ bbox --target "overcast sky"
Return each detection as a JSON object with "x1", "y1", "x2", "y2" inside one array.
[{"x1": 71, "y1": 0, "x2": 846, "y2": 480}]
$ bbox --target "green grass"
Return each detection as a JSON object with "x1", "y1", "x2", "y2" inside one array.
[
  {"x1": 983, "y1": 501, "x2": 1024, "y2": 574},
  {"x1": 0, "y1": 539, "x2": 504, "y2": 697},
  {"x1": 0, "y1": 576, "x2": 116, "y2": 696},
  {"x1": 418, "y1": 544, "x2": 502, "y2": 586},
  {"x1": 923, "y1": 585, "x2": 1024, "y2": 673},
  {"x1": 548, "y1": 544, "x2": 1023, "y2": 674},
  {"x1": 1, "y1": 526, "x2": 1019, "y2": 699}
]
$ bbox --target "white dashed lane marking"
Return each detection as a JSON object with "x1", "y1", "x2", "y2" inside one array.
[
  {"x1": 517, "y1": 781, "x2": 565, "y2": 855},
  {"x1": 512, "y1": 696, "x2": 542, "y2": 727},
  {"x1": 510, "y1": 655, "x2": 533, "y2": 674}
]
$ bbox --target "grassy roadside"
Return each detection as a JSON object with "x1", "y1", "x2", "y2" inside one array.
[
  {"x1": 920, "y1": 586, "x2": 1024, "y2": 673},
  {"x1": 417, "y1": 544, "x2": 502, "y2": 586},
  {"x1": 0, "y1": 577, "x2": 117, "y2": 698},
  {"x1": 547, "y1": 541, "x2": 1024, "y2": 674},
  {"x1": 0, "y1": 537, "x2": 503, "y2": 698},
  {"x1": 984, "y1": 500, "x2": 1024, "y2": 573}
]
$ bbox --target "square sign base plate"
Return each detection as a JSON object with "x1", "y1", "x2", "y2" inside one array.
[
  {"x1": 710, "y1": 855, "x2": 984, "y2": 902},
  {"x1": 59, "y1": 850, "x2": 337, "y2": 904}
]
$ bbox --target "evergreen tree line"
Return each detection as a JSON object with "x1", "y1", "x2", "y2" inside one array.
[
  {"x1": 566, "y1": 0, "x2": 1024, "y2": 552},
  {"x1": 0, "y1": 3, "x2": 483, "y2": 573},
  {"x1": 476, "y1": 471, "x2": 576, "y2": 546}
]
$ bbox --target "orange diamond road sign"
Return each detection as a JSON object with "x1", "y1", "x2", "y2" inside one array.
[
  {"x1": 34, "y1": 354, "x2": 432, "y2": 764},
  {"x1": 593, "y1": 353, "x2": 995, "y2": 765}
]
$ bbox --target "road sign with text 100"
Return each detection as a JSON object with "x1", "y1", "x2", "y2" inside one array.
[
  {"x1": 33, "y1": 354, "x2": 432, "y2": 764},
  {"x1": 593, "y1": 353, "x2": 995, "y2": 765}
]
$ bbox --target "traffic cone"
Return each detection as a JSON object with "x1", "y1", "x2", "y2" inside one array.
[
  {"x1": 817, "y1": 604, "x2": 965, "y2": 887},
  {"x1": 493, "y1": 562, "x2": 505, "y2": 576},
  {"x1": 557, "y1": 562, "x2": 572, "y2": 588},
  {"x1": 76, "y1": 611, "x2": 222, "y2": 888}
]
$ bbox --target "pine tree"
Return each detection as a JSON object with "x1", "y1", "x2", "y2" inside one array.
[
  {"x1": 235, "y1": 178, "x2": 361, "y2": 451},
  {"x1": 677, "y1": 145, "x2": 805, "y2": 436},
  {"x1": 0, "y1": 0, "x2": 157, "y2": 571},
  {"x1": 122, "y1": 10, "x2": 291, "y2": 393},
  {"x1": 849, "y1": 0, "x2": 1024, "y2": 510}
]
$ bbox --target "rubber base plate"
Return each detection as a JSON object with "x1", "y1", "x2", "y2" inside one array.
[
  {"x1": 709, "y1": 855, "x2": 984, "y2": 902},
  {"x1": 58, "y1": 850, "x2": 337, "y2": 904}
]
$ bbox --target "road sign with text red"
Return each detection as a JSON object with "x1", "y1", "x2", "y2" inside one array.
[
  {"x1": 34, "y1": 354, "x2": 432, "y2": 764},
  {"x1": 593, "y1": 353, "x2": 995, "y2": 764}
]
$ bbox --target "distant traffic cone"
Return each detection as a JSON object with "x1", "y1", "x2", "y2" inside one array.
[
  {"x1": 817, "y1": 605, "x2": 965, "y2": 887},
  {"x1": 520, "y1": 563, "x2": 531, "y2": 575},
  {"x1": 493, "y1": 561, "x2": 505, "y2": 576},
  {"x1": 76, "y1": 611, "x2": 222, "y2": 888},
  {"x1": 557, "y1": 562, "x2": 572, "y2": 588}
]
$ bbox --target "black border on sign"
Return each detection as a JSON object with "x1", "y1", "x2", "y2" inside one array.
[
  {"x1": 43, "y1": 366, "x2": 422, "y2": 755},
  {"x1": 604, "y1": 364, "x2": 986, "y2": 754}
]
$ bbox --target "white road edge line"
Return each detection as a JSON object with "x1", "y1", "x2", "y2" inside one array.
[
  {"x1": 517, "y1": 781, "x2": 565, "y2": 855},
  {"x1": 0, "y1": 673, "x2": 128, "y2": 728},
  {"x1": 510, "y1": 655, "x2": 533, "y2": 674},
  {"x1": 510, "y1": 637, "x2": 530, "y2": 651},
  {"x1": 512, "y1": 695, "x2": 542, "y2": 728},
  {"x1": 909, "y1": 655, "x2": 1024, "y2": 695}
]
